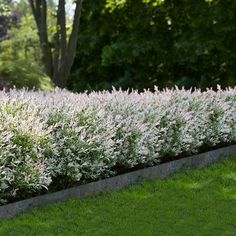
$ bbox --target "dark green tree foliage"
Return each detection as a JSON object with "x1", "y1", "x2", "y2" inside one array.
[
  {"x1": 171, "y1": 0, "x2": 236, "y2": 89},
  {"x1": 69, "y1": 0, "x2": 236, "y2": 92}
]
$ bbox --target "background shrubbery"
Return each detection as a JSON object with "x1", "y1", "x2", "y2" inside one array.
[
  {"x1": 69, "y1": 0, "x2": 236, "y2": 91},
  {"x1": 0, "y1": 1, "x2": 54, "y2": 90},
  {"x1": 1, "y1": 87, "x2": 236, "y2": 204},
  {"x1": 1, "y1": 0, "x2": 236, "y2": 91}
]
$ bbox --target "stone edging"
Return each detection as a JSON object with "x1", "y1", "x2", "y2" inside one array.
[{"x1": 1, "y1": 144, "x2": 236, "y2": 219}]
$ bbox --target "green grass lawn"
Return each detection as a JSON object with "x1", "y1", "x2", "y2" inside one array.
[{"x1": 0, "y1": 159, "x2": 236, "y2": 236}]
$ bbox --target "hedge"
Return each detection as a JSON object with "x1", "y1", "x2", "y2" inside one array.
[{"x1": 1, "y1": 87, "x2": 236, "y2": 204}]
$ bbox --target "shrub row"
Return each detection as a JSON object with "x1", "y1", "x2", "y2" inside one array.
[{"x1": 1, "y1": 87, "x2": 236, "y2": 204}]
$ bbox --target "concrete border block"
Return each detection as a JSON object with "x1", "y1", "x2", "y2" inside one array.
[{"x1": 1, "y1": 144, "x2": 236, "y2": 219}]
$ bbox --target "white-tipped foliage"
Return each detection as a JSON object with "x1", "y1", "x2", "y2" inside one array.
[{"x1": 1, "y1": 87, "x2": 236, "y2": 204}]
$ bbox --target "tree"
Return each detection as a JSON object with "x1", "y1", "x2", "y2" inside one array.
[
  {"x1": 69, "y1": 0, "x2": 236, "y2": 92},
  {"x1": 69, "y1": 0, "x2": 172, "y2": 92},
  {"x1": 28, "y1": 0, "x2": 83, "y2": 87}
]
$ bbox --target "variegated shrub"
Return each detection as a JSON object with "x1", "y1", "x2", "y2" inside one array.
[{"x1": 1, "y1": 86, "x2": 236, "y2": 204}]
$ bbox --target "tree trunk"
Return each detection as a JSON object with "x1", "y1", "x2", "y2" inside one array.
[
  {"x1": 29, "y1": 0, "x2": 83, "y2": 88},
  {"x1": 53, "y1": 0, "x2": 83, "y2": 88},
  {"x1": 29, "y1": 0, "x2": 53, "y2": 78}
]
